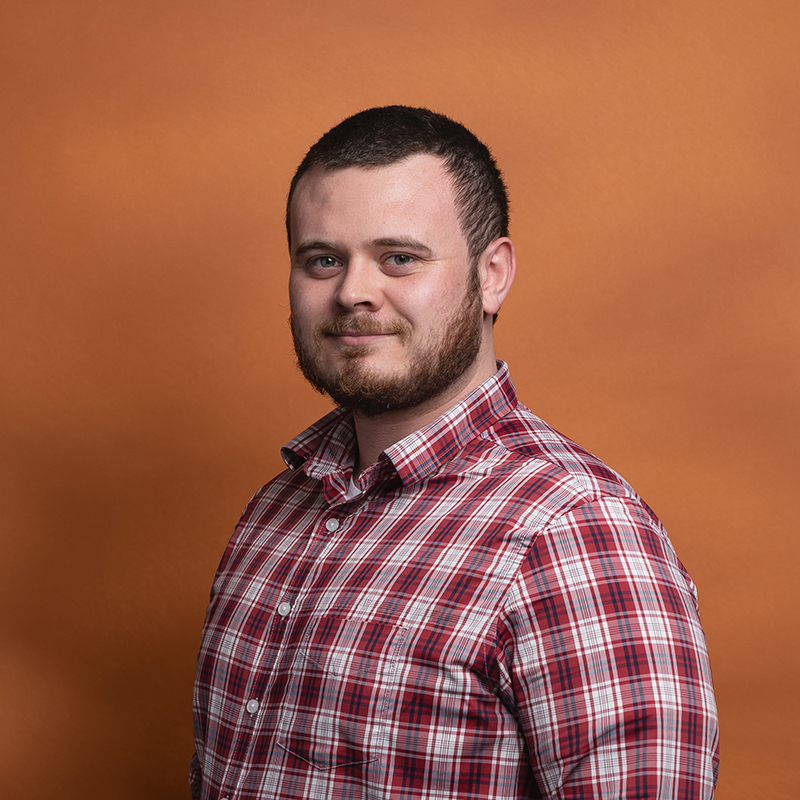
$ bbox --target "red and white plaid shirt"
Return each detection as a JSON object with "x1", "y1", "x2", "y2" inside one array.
[{"x1": 191, "y1": 363, "x2": 719, "y2": 799}]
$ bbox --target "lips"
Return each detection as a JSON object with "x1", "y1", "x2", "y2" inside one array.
[
  {"x1": 317, "y1": 316, "x2": 410, "y2": 341},
  {"x1": 333, "y1": 329, "x2": 388, "y2": 337},
  {"x1": 320, "y1": 318, "x2": 391, "y2": 337},
  {"x1": 332, "y1": 331, "x2": 394, "y2": 346}
]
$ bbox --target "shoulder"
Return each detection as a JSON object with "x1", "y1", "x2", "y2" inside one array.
[
  {"x1": 482, "y1": 409, "x2": 699, "y2": 644},
  {"x1": 485, "y1": 402, "x2": 638, "y2": 498},
  {"x1": 451, "y1": 401, "x2": 661, "y2": 536}
]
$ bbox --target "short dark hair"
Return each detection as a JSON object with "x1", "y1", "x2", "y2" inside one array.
[{"x1": 286, "y1": 106, "x2": 509, "y2": 264}]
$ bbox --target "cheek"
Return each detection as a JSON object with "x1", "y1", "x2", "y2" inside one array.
[
  {"x1": 288, "y1": 272, "x2": 309, "y2": 307},
  {"x1": 289, "y1": 278, "x2": 327, "y2": 322},
  {"x1": 392, "y1": 277, "x2": 468, "y2": 322}
]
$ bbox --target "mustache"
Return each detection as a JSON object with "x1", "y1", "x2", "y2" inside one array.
[{"x1": 317, "y1": 315, "x2": 410, "y2": 337}]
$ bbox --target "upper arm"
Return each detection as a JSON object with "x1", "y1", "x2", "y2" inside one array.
[{"x1": 496, "y1": 496, "x2": 719, "y2": 799}]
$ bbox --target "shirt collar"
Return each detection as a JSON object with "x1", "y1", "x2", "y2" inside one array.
[
  {"x1": 384, "y1": 361, "x2": 517, "y2": 485},
  {"x1": 281, "y1": 361, "x2": 518, "y2": 495}
]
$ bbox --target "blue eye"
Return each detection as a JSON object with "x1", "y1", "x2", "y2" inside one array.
[
  {"x1": 388, "y1": 254, "x2": 412, "y2": 266},
  {"x1": 313, "y1": 256, "x2": 339, "y2": 269}
]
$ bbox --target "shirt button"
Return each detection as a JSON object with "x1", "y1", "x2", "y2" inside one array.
[
  {"x1": 246, "y1": 699, "x2": 259, "y2": 714},
  {"x1": 325, "y1": 518, "x2": 340, "y2": 532},
  {"x1": 277, "y1": 601, "x2": 291, "y2": 617}
]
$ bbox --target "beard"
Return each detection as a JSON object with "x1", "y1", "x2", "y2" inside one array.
[{"x1": 291, "y1": 275, "x2": 484, "y2": 418}]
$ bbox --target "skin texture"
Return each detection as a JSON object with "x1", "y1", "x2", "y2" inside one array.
[
  {"x1": 288, "y1": 154, "x2": 516, "y2": 475},
  {"x1": 290, "y1": 273, "x2": 484, "y2": 419}
]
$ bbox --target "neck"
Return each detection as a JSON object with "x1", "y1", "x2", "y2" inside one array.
[{"x1": 352, "y1": 348, "x2": 498, "y2": 481}]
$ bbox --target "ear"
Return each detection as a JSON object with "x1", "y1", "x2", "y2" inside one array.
[{"x1": 478, "y1": 237, "x2": 517, "y2": 317}]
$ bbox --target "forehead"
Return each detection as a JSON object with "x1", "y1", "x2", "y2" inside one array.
[{"x1": 289, "y1": 154, "x2": 462, "y2": 246}]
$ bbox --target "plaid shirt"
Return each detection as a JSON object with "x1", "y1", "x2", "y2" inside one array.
[{"x1": 191, "y1": 363, "x2": 719, "y2": 799}]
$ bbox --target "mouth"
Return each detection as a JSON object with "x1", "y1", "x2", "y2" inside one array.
[
  {"x1": 317, "y1": 316, "x2": 408, "y2": 348},
  {"x1": 329, "y1": 331, "x2": 396, "y2": 347}
]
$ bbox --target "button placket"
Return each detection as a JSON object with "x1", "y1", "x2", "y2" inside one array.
[{"x1": 219, "y1": 509, "x2": 354, "y2": 799}]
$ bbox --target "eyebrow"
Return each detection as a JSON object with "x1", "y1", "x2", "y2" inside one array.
[
  {"x1": 371, "y1": 238, "x2": 433, "y2": 256},
  {"x1": 293, "y1": 237, "x2": 434, "y2": 259},
  {"x1": 293, "y1": 240, "x2": 338, "y2": 258}
]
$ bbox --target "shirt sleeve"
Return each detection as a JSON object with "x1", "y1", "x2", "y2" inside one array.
[
  {"x1": 189, "y1": 750, "x2": 202, "y2": 799},
  {"x1": 495, "y1": 495, "x2": 719, "y2": 799}
]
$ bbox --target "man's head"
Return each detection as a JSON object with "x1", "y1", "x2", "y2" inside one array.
[
  {"x1": 286, "y1": 106, "x2": 509, "y2": 266},
  {"x1": 287, "y1": 107, "x2": 515, "y2": 418}
]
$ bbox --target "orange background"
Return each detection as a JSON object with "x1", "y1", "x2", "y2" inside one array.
[{"x1": 1, "y1": 1, "x2": 798, "y2": 798}]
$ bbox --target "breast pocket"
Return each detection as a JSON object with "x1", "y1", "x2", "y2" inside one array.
[{"x1": 276, "y1": 616, "x2": 407, "y2": 771}]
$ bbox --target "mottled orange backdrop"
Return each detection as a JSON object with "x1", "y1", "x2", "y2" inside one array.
[{"x1": 1, "y1": 1, "x2": 797, "y2": 798}]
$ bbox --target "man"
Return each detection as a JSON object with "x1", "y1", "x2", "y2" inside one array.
[{"x1": 192, "y1": 106, "x2": 719, "y2": 799}]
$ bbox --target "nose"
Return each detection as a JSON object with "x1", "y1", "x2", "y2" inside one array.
[{"x1": 333, "y1": 258, "x2": 383, "y2": 311}]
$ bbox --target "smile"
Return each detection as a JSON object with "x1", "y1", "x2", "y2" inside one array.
[{"x1": 330, "y1": 332, "x2": 396, "y2": 347}]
